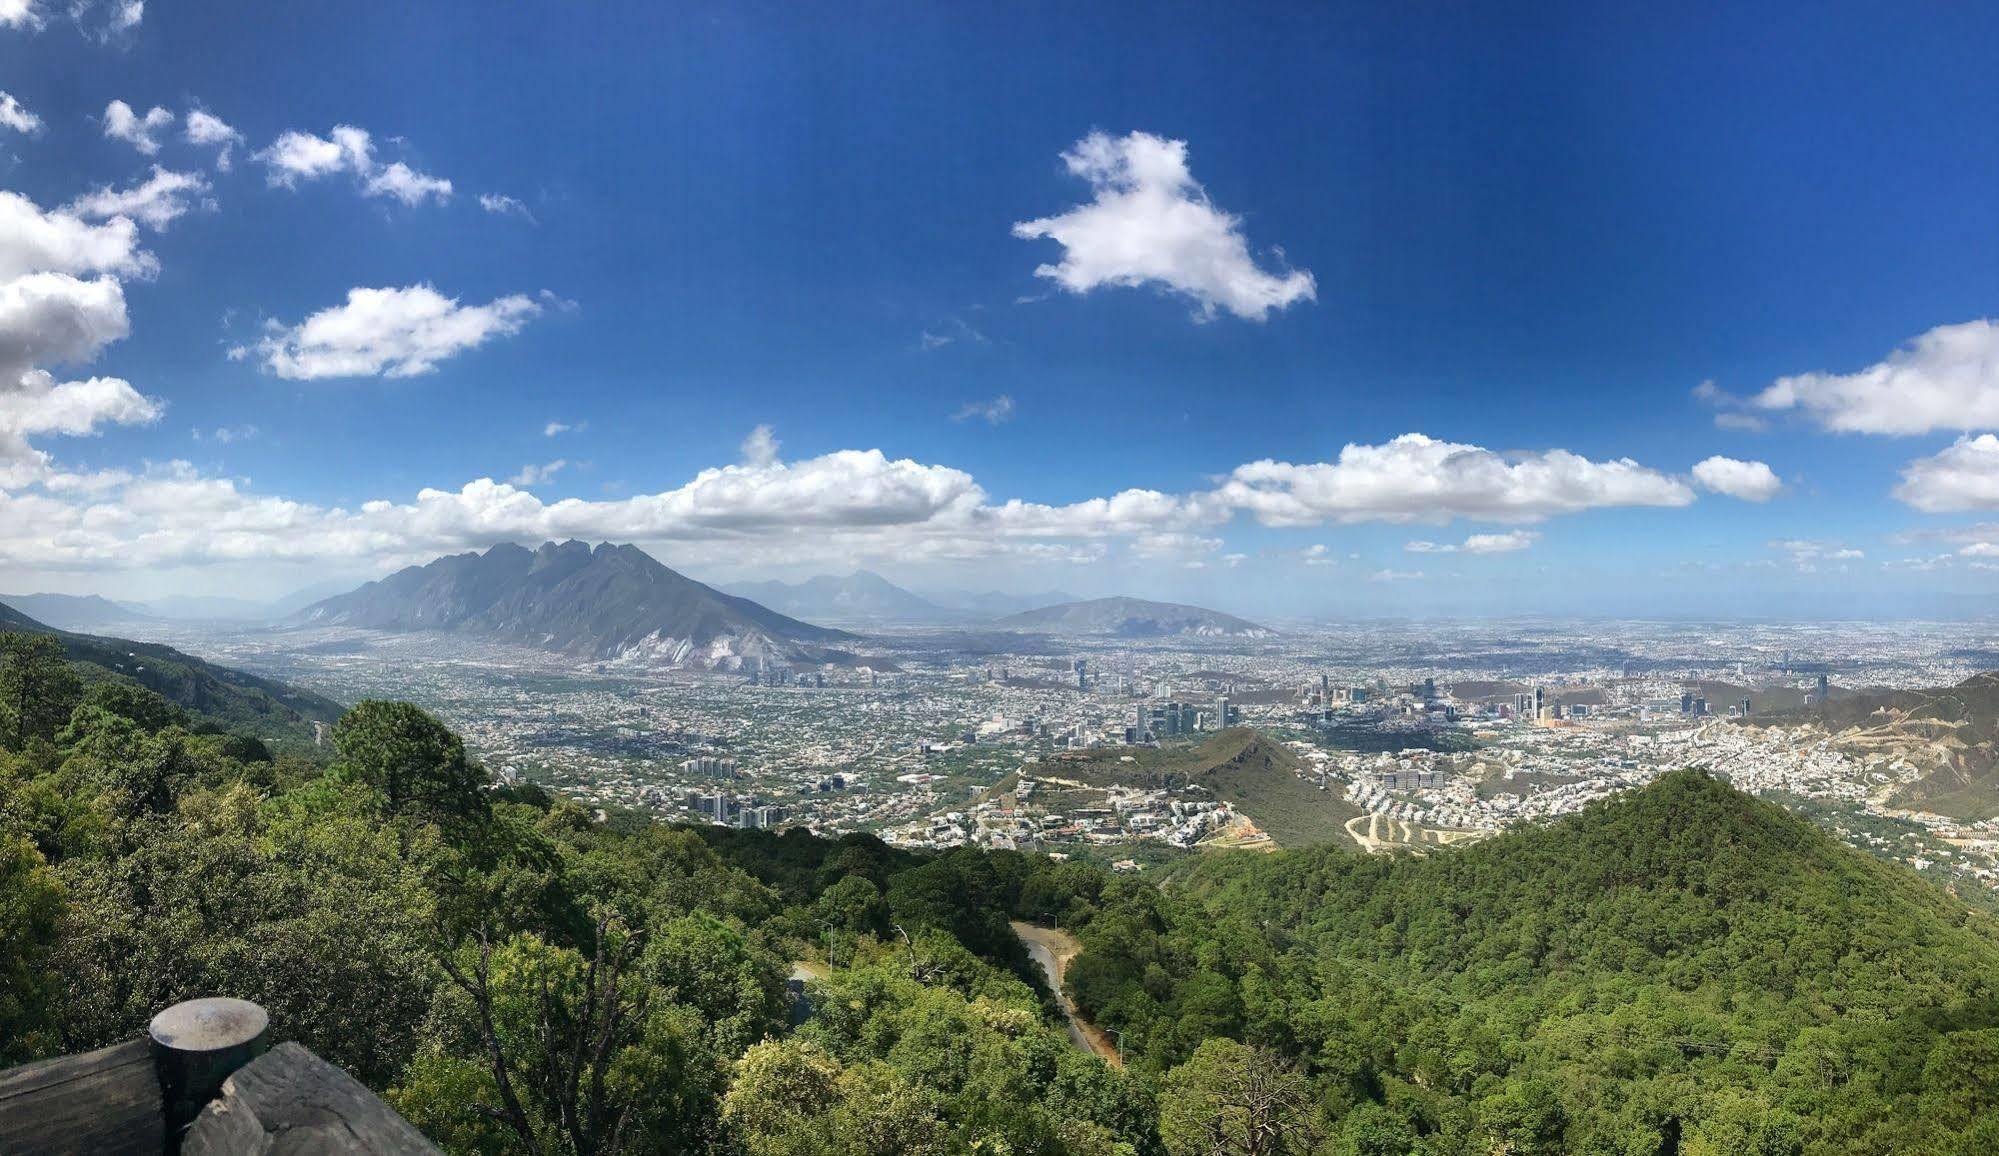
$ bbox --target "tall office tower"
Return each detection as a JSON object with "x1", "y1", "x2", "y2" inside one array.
[
  {"x1": 1424, "y1": 677, "x2": 1437, "y2": 700},
  {"x1": 1680, "y1": 692, "x2": 1694, "y2": 715},
  {"x1": 1215, "y1": 695, "x2": 1231, "y2": 730},
  {"x1": 1740, "y1": 697, "x2": 1752, "y2": 717},
  {"x1": 1320, "y1": 673, "x2": 1331, "y2": 699},
  {"x1": 1074, "y1": 658, "x2": 1088, "y2": 690},
  {"x1": 1818, "y1": 672, "x2": 1830, "y2": 702},
  {"x1": 1534, "y1": 687, "x2": 1545, "y2": 717}
]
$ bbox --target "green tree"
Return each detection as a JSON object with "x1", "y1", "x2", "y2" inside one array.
[
  {"x1": 0, "y1": 633, "x2": 83, "y2": 750},
  {"x1": 330, "y1": 701, "x2": 489, "y2": 827},
  {"x1": 0, "y1": 832, "x2": 64, "y2": 1063}
]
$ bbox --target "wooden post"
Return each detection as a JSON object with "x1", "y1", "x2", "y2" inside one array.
[{"x1": 148, "y1": 998, "x2": 269, "y2": 1149}]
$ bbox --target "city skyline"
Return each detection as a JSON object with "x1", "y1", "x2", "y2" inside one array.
[{"x1": 2, "y1": 3, "x2": 1998, "y2": 616}]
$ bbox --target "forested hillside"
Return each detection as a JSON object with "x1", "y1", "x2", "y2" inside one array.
[
  {"x1": 4, "y1": 624, "x2": 1999, "y2": 1154},
  {"x1": 0, "y1": 600, "x2": 343, "y2": 748}
]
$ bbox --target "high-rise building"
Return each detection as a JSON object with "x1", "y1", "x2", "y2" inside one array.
[
  {"x1": 1680, "y1": 692, "x2": 1694, "y2": 715},
  {"x1": 1818, "y1": 672, "x2": 1830, "y2": 703}
]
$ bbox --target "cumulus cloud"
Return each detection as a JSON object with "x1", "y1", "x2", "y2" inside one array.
[
  {"x1": 1691, "y1": 455, "x2": 1783, "y2": 502},
  {"x1": 0, "y1": 369, "x2": 160, "y2": 488},
  {"x1": 1749, "y1": 319, "x2": 1999, "y2": 435},
  {"x1": 103, "y1": 100, "x2": 172, "y2": 154},
  {"x1": 0, "y1": 191, "x2": 153, "y2": 280},
  {"x1": 1012, "y1": 130, "x2": 1314, "y2": 322},
  {"x1": 364, "y1": 161, "x2": 453, "y2": 207},
  {"x1": 242, "y1": 284, "x2": 543, "y2": 379},
  {"x1": 66, "y1": 167, "x2": 210, "y2": 230},
  {"x1": 0, "y1": 91, "x2": 39, "y2": 134},
  {"x1": 1213, "y1": 433, "x2": 1693, "y2": 526},
  {"x1": 0, "y1": 272, "x2": 128, "y2": 379},
  {"x1": 544, "y1": 420, "x2": 585, "y2": 437},
  {"x1": 254, "y1": 125, "x2": 452, "y2": 205},
  {"x1": 1300, "y1": 543, "x2": 1334, "y2": 566},
  {"x1": 951, "y1": 394, "x2": 1015, "y2": 424},
  {"x1": 1895, "y1": 435, "x2": 1999, "y2": 512},
  {"x1": 183, "y1": 109, "x2": 242, "y2": 170}
]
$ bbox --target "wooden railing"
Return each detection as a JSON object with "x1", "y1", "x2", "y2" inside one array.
[{"x1": 0, "y1": 998, "x2": 436, "y2": 1154}]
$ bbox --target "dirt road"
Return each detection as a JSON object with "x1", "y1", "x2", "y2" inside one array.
[{"x1": 1011, "y1": 920, "x2": 1122, "y2": 1067}]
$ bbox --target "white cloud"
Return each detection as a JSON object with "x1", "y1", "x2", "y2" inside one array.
[
  {"x1": 103, "y1": 100, "x2": 173, "y2": 155},
  {"x1": 364, "y1": 161, "x2": 453, "y2": 207},
  {"x1": 1768, "y1": 539, "x2": 1864, "y2": 570},
  {"x1": 0, "y1": 0, "x2": 42, "y2": 30},
  {"x1": 1405, "y1": 530, "x2": 1540, "y2": 555},
  {"x1": 951, "y1": 394, "x2": 1015, "y2": 424},
  {"x1": 0, "y1": 369, "x2": 160, "y2": 488},
  {"x1": 740, "y1": 424, "x2": 780, "y2": 467},
  {"x1": 0, "y1": 272, "x2": 128, "y2": 379},
  {"x1": 66, "y1": 166, "x2": 210, "y2": 230},
  {"x1": 508, "y1": 460, "x2": 566, "y2": 487},
  {"x1": 479, "y1": 193, "x2": 535, "y2": 222},
  {"x1": 255, "y1": 125, "x2": 451, "y2": 205},
  {"x1": 183, "y1": 109, "x2": 243, "y2": 170},
  {"x1": 1712, "y1": 412, "x2": 1767, "y2": 433},
  {"x1": 1012, "y1": 130, "x2": 1314, "y2": 322},
  {"x1": 1895, "y1": 435, "x2": 1999, "y2": 512},
  {"x1": 1370, "y1": 568, "x2": 1424, "y2": 583},
  {"x1": 1749, "y1": 319, "x2": 1999, "y2": 435},
  {"x1": 544, "y1": 420, "x2": 585, "y2": 437},
  {"x1": 245, "y1": 284, "x2": 543, "y2": 379},
  {"x1": 1300, "y1": 543, "x2": 1334, "y2": 566},
  {"x1": 1691, "y1": 455, "x2": 1783, "y2": 502},
  {"x1": 1465, "y1": 530, "x2": 1537, "y2": 554},
  {"x1": 0, "y1": 191, "x2": 153, "y2": 280},
  {"x1": 0, "y1": 91, "x2": 39, "y2": 134},
  {"x1": 1213, "y1": 433, "x2": 1694, "y2": 526}
]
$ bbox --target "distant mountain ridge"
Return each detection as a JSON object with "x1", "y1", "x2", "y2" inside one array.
[
  {"x1": 0, "y1": 592, "x2": 152, "y2": 631},
  {"x1": 726, "y1": 571, "x2": 950, "y2": 623},
  {"x1": 918, "y1": 588, "x2": 1081, "y2": 617},
  {"x1": 297, "y1": 541, "x2": 855, "y2": 668},
  {"x1": 0, "y1": 599, "x2": 343, "y2": 744},
  {"x1": 995, "y1": 595, "x2": 1272, "y2": 638}
]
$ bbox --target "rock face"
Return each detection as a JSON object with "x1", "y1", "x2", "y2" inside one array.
[
  {"x1": 297, "y1": 541, "x2": 854, "y2": 668},
  {"x1": 993, "y1": 596, "x2": 1272, "y2": 639}
]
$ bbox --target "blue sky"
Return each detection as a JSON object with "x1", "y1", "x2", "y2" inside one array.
[{"x1": 2, "y1": 1, "x2": 1998, "y2": 616}]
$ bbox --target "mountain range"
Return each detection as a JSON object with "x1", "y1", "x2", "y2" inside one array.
[
  {"x1": 0, "y1": 599, "x2": 344, "y2": 745},
  {"x1": 726, "y1": 571, "x2": 951, "y2": 623},
  {"x1": 0, "y1": 593, "x2": 152, "y2": 631},
  {"x1": 994, "y1": 596, "x2": 1272, "y2": 638},
  {"x1": 297, "y1": 541, "x2": 854, "y2": 668}
]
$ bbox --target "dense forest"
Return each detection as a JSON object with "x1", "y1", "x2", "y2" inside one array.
[{"x1": 4, "y1": 630, "x2": 1999, "y2": 1154}]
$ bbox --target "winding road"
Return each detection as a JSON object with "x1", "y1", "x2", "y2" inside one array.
[{"x1": 1011, "y1": 920, "x2": 1123, "y2": 1067}]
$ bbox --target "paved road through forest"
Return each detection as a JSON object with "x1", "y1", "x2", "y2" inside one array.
[{"x1": 1010, "y1": 920, "x2": 1123, "y2": 1067}]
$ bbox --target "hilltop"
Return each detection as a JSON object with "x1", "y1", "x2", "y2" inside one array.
[
  {"x1": 1069, "y1": 768, "x2": 1999, "y2": 1152},
  {"x1": 995, "y1": 596, "x2": 1272, "y2": 638},
  {"x1": 1033, "y1": 727, "x2": 1360, "y2": 847},
  {"x1": 0, "y1": 600, "x2": 343, "y2": 745},
  {"x1": 297, "y1": 541, "x2": 854, "y2": 668},
  {"x1": 1768, "y1": 671, "x2": 1999, "y2": 820}
]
